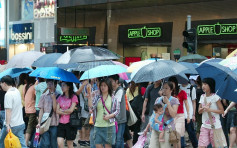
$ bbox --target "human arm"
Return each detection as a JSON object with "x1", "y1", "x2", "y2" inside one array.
[
  {"x1": 192, "y1": 100, "x2": 196, "y2": 121},
  {"x1": 75, "y1": 81, "x2": 88, "y2": 96},
  {"x1": 143, "y1": 123, "x2": 151, "y2": 136},
  {"x1": 61, "y1": 102, "x2": 77, "y2": 114},
  {"x1": 5, "y1": 109, "x2": 12, "y2": 132},
  {"x1": 36, "y1": 108, "x2": 44, "y2": 128},
  {"x1": 203, "y1": 99, "x2": 224, "y2": 114},
  {"x1": 163, "y1": 96, "x2": 178, "y2": 118},
  {"x1": 184, "y1": 99, "x2": 190, "y2": 123},
  {"x1": 141, "y1": 98, "x2": 148, "y2": 122},
  {"x1": 154, "y1": 114, "x2": 162, "y2": 124},
  {"x1": 56, "y1": 103, "x2": 67, "y2": 115},
  {"x1": 223, "y1": 102, "x2": 236, "y2": 118}
]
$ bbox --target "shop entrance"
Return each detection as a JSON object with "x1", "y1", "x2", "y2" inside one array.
[{"x1": 123, "y1": 44, "x2": 171, "y2": 66}]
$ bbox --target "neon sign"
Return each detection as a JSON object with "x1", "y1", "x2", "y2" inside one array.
[
  {"x1": 59, "y1": 35, "x2": 88, "y2": 43},
  {"x1": 128, "y1": 26, "x2": 161, "y2": 38},
  {"x1": 197, "y1": 22, "x2": 237, "y2": 35}
]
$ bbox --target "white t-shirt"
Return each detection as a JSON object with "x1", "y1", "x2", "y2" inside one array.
[
  {"x1": 199, "y1": 94, "x2": 222, "y2": 129},
  {"x1": 180, "y1": 84, "x2": 196, "y2": 119},
  {"x1": 4, "y1": 87, "x2": 24, "y2": 127}
]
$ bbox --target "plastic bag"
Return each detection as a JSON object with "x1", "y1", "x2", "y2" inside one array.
[
  {"x1": 132, "y1": 135, "x2": 147, "y2": 148},
  {"x1": 4, "y1": 129, "x2": 21, "y2": 148}
]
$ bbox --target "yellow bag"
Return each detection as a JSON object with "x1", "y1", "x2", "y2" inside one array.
[{"x1": 4, "y1": 129, "x2": 21, "y2": 148}]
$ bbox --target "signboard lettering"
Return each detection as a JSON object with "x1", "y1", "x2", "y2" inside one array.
[
  {"x1": 128, "y1": 26, "x2": 161, "y2": 38},
  {"x1": 197, "y1": 23, "x2": 237, "y2": 35},
  {"x1": 59, "y1": 35, "x2": 88, "y2": 43}
]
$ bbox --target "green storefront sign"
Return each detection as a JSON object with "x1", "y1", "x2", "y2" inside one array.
[
  {"x1": 197, "y1": 22, "x2": 237, "y2": 35},
  {"x1": 128, "y1": 26, "x2": 161, "y2": 38},
  {"x1": 59, "y1": 35, "x2": 88, "y2": 43}
]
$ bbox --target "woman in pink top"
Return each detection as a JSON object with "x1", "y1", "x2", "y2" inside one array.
[
  {"x1": 23, "y1": 76, "x2": 37, "y2": 146},
  {"x1": 56, "y1": 82, "x2": 78, "y2": 148}
]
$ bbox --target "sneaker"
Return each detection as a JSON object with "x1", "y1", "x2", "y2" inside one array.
[
  {"x1": 85, "y1": 141, "x2": 90, "y2": 146},
  {"x1": 73, "y1": 142, "x2": 77, "y2": 147},
  {"x1": 79, "y1": 141, "x2": 87, "y2": 147}
]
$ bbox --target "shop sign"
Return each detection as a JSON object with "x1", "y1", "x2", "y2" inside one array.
[
  {"x1": 128, "y1": 26, "x2": 161, "y2": 38},
  {"x1": 34, "y1": 0, "x2": 56, "y2": 19},
  {"x1": 119, "y1": 22, "x2": 172, "y2": 44},
  {"x1": 9, "y1": 23, "x2": 34, "y2": 44},
  {"x1": 197, "y1": 23, "x2": 237, "y2": 35},
  {"x1": 57, "y1": 27, "x2": 96, "y2": 44},
  {"x1": 191, "y1": 19, "x2": 237, "y2": 42}
]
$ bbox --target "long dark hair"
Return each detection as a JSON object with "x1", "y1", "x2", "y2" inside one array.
[
  {"x1": 129, "y1": 81, "x2": 137, "y2": 95},
  {"x1": 24, "y1": 76, "x2": 36, "y2": 97},
  {"x1": 196, "y1": 76, "x2": 202, "y2": 88},
  {"x1": 99, "y1": 78, "x2": 113, "y2": 97},
  {"x1": 168, "y1": 76, "x2": 179, "y2": 96},
  {"x1": 18, "y1": 73, "x2": 27, "y2": 88},
  {"x1": 62, "y1": 82, "x2": 75, "y2": 99},
  {"x1": 202, "y1": 78, "x2": 215, "y2": 93}
]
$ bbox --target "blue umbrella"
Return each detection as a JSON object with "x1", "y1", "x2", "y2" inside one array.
[
  {"x1": 0, "y1": 68, "x2": 32, "y2": 79},
  {"x1": 200, "y1": 58, "x2": 223, "y2": 64},
  {"x1": 196, "y1": 62, "x2": 237, "y2": 102},
  {"x1": 80, "y1": 65, "x2": 127, "y2": 80},
  {"x1": 29, "y1": 67, "x2": 80, "y2": 83},
  {"x1": 179, "y1": 62, "x2": 198, "y2": 74}
]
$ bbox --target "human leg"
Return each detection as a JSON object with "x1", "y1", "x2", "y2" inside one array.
[
  {"x1": 11, "y1": 124, "x2": 27, "y2": 148},
  {"x1": 185, "y1": 119, "x2": 198, "y2": 148},
  {"x1": 115, "y1": 123, "x2": 126, "y2": 148},
  {"x1": 49, "y1": 126, "x2": 58, "y2": 148}
]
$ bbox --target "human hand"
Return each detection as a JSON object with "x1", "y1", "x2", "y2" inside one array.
[
  {"x1": 36, "y1": 124, "x2": 40, "y2": 129},
  {"x1": 192, "y1": 115, "x2": 196, "y2": 122},
  {"x1": 222, "y1": 110, "x2": 228, "y2": 118},
  {"x1": 163, "y1": 96, "x2": 169, "y2": 104},
  {"x1": 103, "y1": 114, "x2": 111, "y2": 121},
  {"x1": 141, "y1": 114, "x2": 145, "y2": 122},
  {"x1": 187, "y1": 117, "x2": 191, "y2": 124},
  {"x1": 6, "y1": 125, "x2": 10, "y2": 133}
]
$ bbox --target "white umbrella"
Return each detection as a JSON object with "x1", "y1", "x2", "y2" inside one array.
[{"x1": 6, "y1": 51, "x2": 44, "y2": 69}]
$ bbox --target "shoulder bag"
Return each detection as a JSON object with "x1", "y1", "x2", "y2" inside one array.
[
  {"x1": 204, "y1": 95, "x2": 227, "y2": 147},
  {"x1": 70, "y1": 96, "x2": 82, "y2": 128},
  {"x1": 40, "y1": 94, "x2": 60, "y2": 135},
  {"x1": 127, "y1": 100, "x2": 138, "y2": 126},
  {"x1": 81, "y1": 92, "x2": 89, "y2": 112}
]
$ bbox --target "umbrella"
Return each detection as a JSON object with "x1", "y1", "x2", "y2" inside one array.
[
  {"x1": 0, "y1": 68, "x2": 32, "y2": 79},
  {"x1": 0, "y1": 65, "x2": 6, "y2": 72},
  {"x1": 29, "y1": 67, "x2": 80, "y2": 83},
  {"x1": 219, "y1": 57, "x2": 237, "y2": 70},
  {"x1": 73, "y1": 61, "x2": 114, "y2": 71},
  {"x1": 112, "y1": 61, "x2": 129, "y2": 80},
  {"x1": 32, "y1": 53, "x2": 62, "y2": 67},
  {"x1": 55, "y1": 46, "x2": 120, "y2": 64},
  {"x1": 178, "y1": 62, "x2": 198, "y2": 74},
  {"x1": 131, "y1": 60, "x2": 189, "y2": 83},
  {"x1": 226, "y1": 49, "x2": 237, "y2": 59},
  {"x1": 200, "y1": 58, "x2": 223, "y2": 65},
  {"x1": 80, "y1": 65, "x2": 127, "y2": 80},
  {"x1": 127, "y1": 59, "x2": 157, "y2": 73},
  {"x1": 196, "y1": 62, "x2": 237, "y2": 102},
  {"x1": 178, "y1": 54, "x2": 208, "y2": 63},
  {"x1": 6, "y1": 51, "x2": 44, "y2": 69}
]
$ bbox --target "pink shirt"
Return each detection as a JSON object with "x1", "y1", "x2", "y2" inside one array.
[
  {"x1": 57, "y1": 94, "x2": 78, "y2": 124},
  {"x1": 23, "y1": 85, "x2": 36, "y2": 114}
]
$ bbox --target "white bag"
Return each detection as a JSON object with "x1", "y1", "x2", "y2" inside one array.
[{"x1": 127, "y1": 101, "x2": 138, "y2": 126}]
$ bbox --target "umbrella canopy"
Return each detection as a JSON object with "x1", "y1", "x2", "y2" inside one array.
[
  {"x1": 226, "y1": 49, "x2": 237, "y2": 59},
  {"x1": 127, "y1": 59, "x2": 156, "y2": 73},
  {"x1": 178, "y1": 62, "x2": 198, "y2": 74},
  {"x1": 196, "y1": 62, "x2": 237, "y2": 102},
  {"x1": 0, "y1": 68, "x2": 32, "y2": 79},
  {"x1": 80, "y1": 65, "x2": 127, "y2": 80},
  {"x1": 219, "y1": 57, "x2": 237, "y2": 70},
  {"x1": 178, "y1": 54, "x2": 208, "y2": 63},
  {"x1": 32, "y1": 53, "x2": 62, "y2": 67},
  {"x1": 112, "y1": 61, "x2": 129, "y2": 80},
  {"x1": 73, "y1": 61, "x2": 114, "y2": 71},
  {"x1": 0, "y1": 65, "x2": 6, "y2": 72},
  {"x1": 55, "y1": 46, "x2": 120, "y2": 64},
  {"x1": 200, "y1": 58, "x2": 223, "y2": 65},
  {"x1": 29, "y1": 67, "x2": 80, "y2": 83},
  {"x1": 6, "y1": 51, "x2": 44, "y2": 69},
  {"x1": 131, "y1": 60, "x2": 189, "y2": 83}
]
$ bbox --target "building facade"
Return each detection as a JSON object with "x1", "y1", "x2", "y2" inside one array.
[{"x1": 57, "y1": 0, "x2": 237, "y2": 64}]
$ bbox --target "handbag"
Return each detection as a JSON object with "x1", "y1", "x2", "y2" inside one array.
[
  {"x1": 168, "y1": 128, "x2": 180, "y2": 144},
  {"x1": 101, "y1": 96, "x2": 118, "y2": 133},
  {"x1": 40, "y1": 94, "x2": 60, "y2": 135},
  {"x1": 132, "y1": 135, "x2": 147, "y2": 148},
  {"x1": 82, "y1": 93, "x2": 89, "y2": 112},
  {"x1": 127, "y1": 100, "x2": 138, "y2": 126},
  {"x1": 204, "y1": 95, "x2": 227, "y2": 148},
  {"x1": 70, "y1": 102, "x2": 82, "y2": 128}
]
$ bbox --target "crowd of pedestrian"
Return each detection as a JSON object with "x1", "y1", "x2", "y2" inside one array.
[{"x1": 0, "y1": 71, "x2": 237, "y2": 148}]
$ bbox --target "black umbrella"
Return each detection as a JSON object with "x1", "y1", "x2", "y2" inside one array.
[
  {"x1": 32, "y1": 53, "x2": 62, "y2": 67},
  {"x1": 55, "y1": 46, "x2": 120, "y2": 64},
  {"x1": 131, "y1": 60, "x2": 189, "y2": 83}
]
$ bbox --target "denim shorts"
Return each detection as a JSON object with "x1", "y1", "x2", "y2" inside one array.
[
  {"x1": 94, "y1": 126, "x2": 116, "y2": 145},
  {"x1": 227, "y1": 110, "x2": 237, "y2": 128}
]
